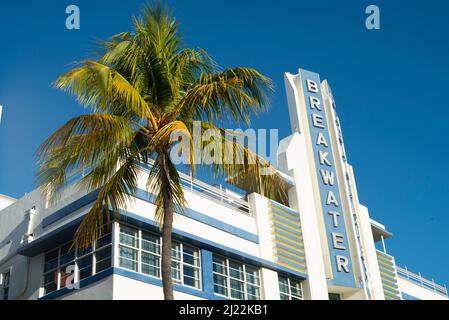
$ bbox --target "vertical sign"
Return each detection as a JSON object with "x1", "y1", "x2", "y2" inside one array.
[{"x1": 299, "y1": 69, "x2": 356, "y2": 288}]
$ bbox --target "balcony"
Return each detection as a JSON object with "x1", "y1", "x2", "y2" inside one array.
[
  {"x1": 396, "y1": 266, "x2": 448, "y2": 297},
  {"x1": 178, "y1": 171, "x2": 250, "y2": 215}
]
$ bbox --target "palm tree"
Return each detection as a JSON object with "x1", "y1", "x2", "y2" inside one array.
[{"x1": 36, "y1": 2, "x2": 286, "y2": 300}]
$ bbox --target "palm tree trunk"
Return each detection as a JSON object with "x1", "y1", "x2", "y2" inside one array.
[{"x1": 159, "y1": 154, "x2": 175, "y2": 300}]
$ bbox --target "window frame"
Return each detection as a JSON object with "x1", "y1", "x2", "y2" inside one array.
[
  {"x1": 41, "y1": 229, "x2": 112, "y2": 296},
  {"x1": 118, "y1": 225, "x2": 140, "y2": 272},
  {"x1": 212, "y1": 254, "x2": 261, "y2": 300},
  {"x1": 117, "y1": 223, "x2": 202, "y2": 290},
  {"x1": 278, "y1": 274, "x2": 303, "y2": 300}
]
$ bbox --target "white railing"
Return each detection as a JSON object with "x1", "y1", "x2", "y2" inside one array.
[
  {"x1": 178, "y1": 172, "x2": 250, "y2": 215},
  {"x1": 62, "y1": 162, "x2": 251, "y2": 215},
  {"x1": 396, "y1": 266, "x2": 448, "y2": 297}
]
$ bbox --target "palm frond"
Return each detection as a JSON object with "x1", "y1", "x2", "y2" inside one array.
[
  {"x1": 193, "y1": 121, "x2": 287, "y2": 203},
  {"x1": 173, "y1": 67, "x2": 273, "y2": 125},
  {"x1": 54, "y1": 60, "x2": 158, "y2": 129},
  {"x1": 36, "y1": 114, "x2": 138, "y2": 204},
  {"x1": 74, "y1": 155, "x2": 142, "y2": 248}
]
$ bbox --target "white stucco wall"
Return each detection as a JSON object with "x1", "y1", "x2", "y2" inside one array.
[
  {"x1": 59, "y1": 276, "x2": 114, "y2": 300},
  {"x1": 112, "y1": 274, "x2": 204, "y2": 300},
  {"x1": 398, "y1": 277, "x2": 448, "y2": 300},
  {"x1": 0, "y1": 194, "x2": 16, "y2": 211}
]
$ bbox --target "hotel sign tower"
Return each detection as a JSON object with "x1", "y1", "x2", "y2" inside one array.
[{"x1": 279, "y1": 69, "x2": 373, "y2": 299}]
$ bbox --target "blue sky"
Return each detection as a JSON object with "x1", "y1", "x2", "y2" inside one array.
[{"x1": 1, "y1": 0, "x2": 448, "y2": 287}]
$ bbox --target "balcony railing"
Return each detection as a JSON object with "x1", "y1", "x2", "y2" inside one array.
[
  {"x1": 178, "y1": 172, "x2": 250, "y2": 215},
  {"x1": 396, "y1": 266, "x2": 448, "y2": 297},
  {"x1": 61, "y1": 163, "x2": 251, "y2": 215}
]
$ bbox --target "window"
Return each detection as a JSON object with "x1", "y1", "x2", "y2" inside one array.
[
  {"x1": 212, "y1": 255, "x2": 261, "y2": 300},
  {"x1": 118, "y1": 224, "x2": 201, "y2": 289},
  {"x1": 278, "y1": 275, "x2": 303, "y2": 300},
  {"x1": 119, "y1": 226, "x2": 139, "y2": 271},
  {"x1": 42, "y1": 230, "x2": 112, "y2": 295},
  {"x1": 172, "y1": 242, "x2": 201, "y2": 288},
  {"x1": 141, "y1": 231, "x2": 160, "y2": 277},
  {"x1": 2, "y1": 272, "x2": 10, "y2": 300},
  {"x1": 328, "y1": 293, "x2": 341, "y2": 300}
]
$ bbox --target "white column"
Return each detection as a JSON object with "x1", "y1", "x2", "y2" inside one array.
[
  {"x1": 260, "y1": 268, "x2": 281, "y2": 300},
  {"x1": 249, "y1": 193, "x2": 275, "y2": 262},
  {"x1": 357, "y1": 205, "x2": 385, "y2": 300},
  {"x1": 112, "y1": 221, "x2": 119, "y2": 268}
]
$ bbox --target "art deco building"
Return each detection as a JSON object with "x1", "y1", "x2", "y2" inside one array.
[{"x1": 0, "y1": 69, "x2": 446, "y2": 300}]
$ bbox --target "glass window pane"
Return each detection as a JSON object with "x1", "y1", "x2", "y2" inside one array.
[
  {"x1": 171, "y1": 242, "x2": 181, "y2": 261},
  {"x1": 290, "y1": 278, "x2": 301, "y2": 289},
  {"x1": 278, "y1": 276, "x2": 289, "y2": 294},
  {"x1": 183, "y1": 265, "x2": 196, "y2": 278},
  {"x1": 213, "y1": 274, "x2": 228, "y2": 296},
  {"x1": 213, "y1": 275, "x2": 226, "y2": 292},
  {"x1": 229, "y1": 261, "x2": 244, "y2": 280},
  {"x1": 97, "y1": 233, "x2": 112, "y2": 249},
  {"x1": 280, "y1": 293, "x2": 290, "y2": 300},
  {"x1": 120, "y1": 227, "x2": 139, "y2": 248},
  {"x1": 171, "y1": 261, "x2": 181, "y2": 282},
  {"x1": 183, "y1": 275, "x2": 196, "y2": 288},
  {"x1": 60, "y1": 243, "x2": 75, "y2": 266},
  {"x1": 183, "y1": 265, "x2": 200, "y2": 288},
  {"x1": 290, "y1": 283, "x2": 302, "y2": 299},
  {"x1": 119, "y1": 246, "x2": 138, "y2": 271},
  {"x1": 96, "y1": 247, "x2": 112, "y2": 273},
  {"x1": 245, "y1": 266, "x2": 259, "y2": 285},
  {"x1": 43, "y1": 271, "x2": 58, "y2": 294},
  {"x1": 96, "y1": 246, "x2": 111, "y2": 262},
  {"x1": 44, "y1": 249, "x2": 59, "y2": 272},
  {"x1": 213, "y1": 256, "x2": 227, "y2": 275},
  {"x1": 78, "y1": 255, "x2": 93, "y2": 280},
  {"x1": 77, "y1": 244, "x2": 93, "y2": 258},
  {"x1": 246, "y1": 284, "x2": 260, "y2": 300},
  {"x1": 230, "y1": 279, "x2": 244, "y2": 299},
  {"x1": 182, "y1": 245, "x2": 197, "y2": 266},
  {"x1": 141, "y1": 252, "x2": 160, "y2": 277},
  {"x1": 142, "y1": 232, "x2": 160, "y2": 253},
  {"x1": 96, "y1": 258, "x2": 111, "y2": 273}
]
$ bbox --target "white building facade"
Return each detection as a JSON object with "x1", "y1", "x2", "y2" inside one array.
[{"x1": 0, "y1": 68, "x2": 447, "y2": 300}]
